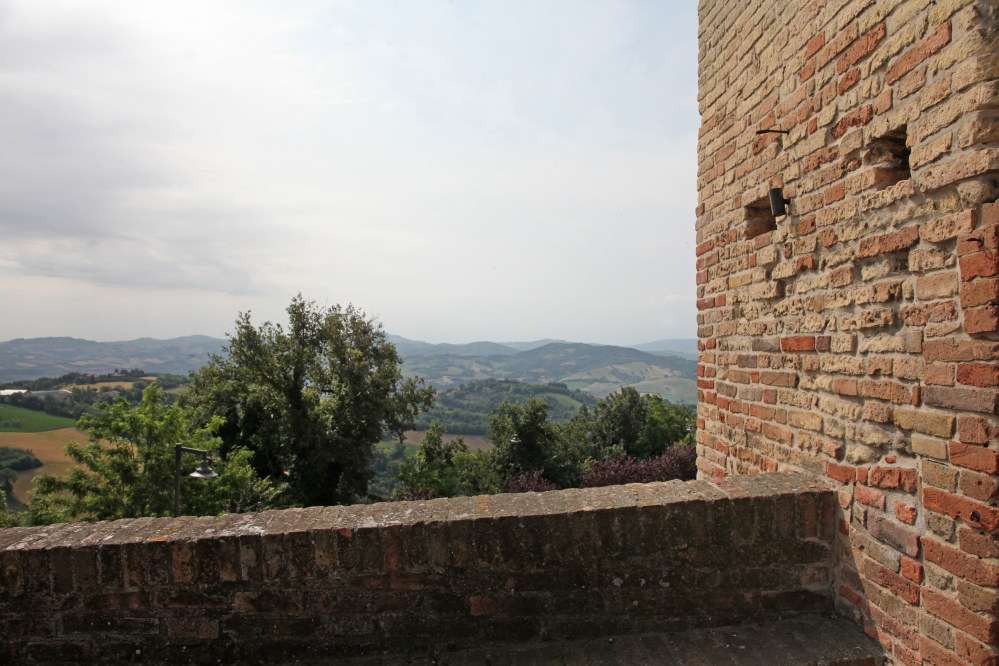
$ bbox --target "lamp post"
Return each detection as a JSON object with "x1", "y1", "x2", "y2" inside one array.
[{"x1": 174, "y1": 444, "x2": 217, "y2": 518}]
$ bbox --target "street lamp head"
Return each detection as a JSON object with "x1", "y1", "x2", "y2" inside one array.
[
  {"x1": 190, "y1": 457, "x2": 218, "y2": 479},
  {"x1": 510, "y1": 434, "x2": 521, "y2": 445}
]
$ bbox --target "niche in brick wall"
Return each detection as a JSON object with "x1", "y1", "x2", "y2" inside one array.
[
  {"x1": 744, "y1": 197, "x2": 777, "y2": 239},
  {"x1": 864, "y1": 125, "x2": 911, "y2": 188}
]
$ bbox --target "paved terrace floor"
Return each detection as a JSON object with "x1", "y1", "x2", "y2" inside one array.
[{"x1": 313, "y1": 615, "x2": 883, "y2": 666}]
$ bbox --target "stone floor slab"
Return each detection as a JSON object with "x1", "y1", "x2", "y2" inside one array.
[{"x1": 305, "y1": 615, "x2": 884, "y2": 666}]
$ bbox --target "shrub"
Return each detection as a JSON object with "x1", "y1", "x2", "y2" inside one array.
[
  {"x1": 11, "y1": 421, "x2": 20, "y2": 428},
  {"x1": 399, "y1": 487, "x2": 437, "y2": 501},
  {"x1": 580, "y1": 447, "x2": 697, "y2": 488},
  {"x1": 506, "y1": 469, "x2": 559, "y2": 493}
]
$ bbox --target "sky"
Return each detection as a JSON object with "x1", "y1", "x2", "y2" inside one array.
[{"x1": 0, "y1": 0, "x2": 699, "y2": 346}]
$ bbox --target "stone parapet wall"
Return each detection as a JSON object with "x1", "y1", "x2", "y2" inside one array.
[
  {"x1": 0, "y1": 474, "x2": 832, "y2": 664},
  {"x1": 695, "y1": 0, "x2": 999, "y2": 663}
]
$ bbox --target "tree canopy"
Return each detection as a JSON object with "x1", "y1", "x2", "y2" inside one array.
[
  {"x1": 28, "y1": 385, "x2": 286, "y2": 524},
  {"x1": 185, "y1": 295, "x2": 435, "y2": 506}
]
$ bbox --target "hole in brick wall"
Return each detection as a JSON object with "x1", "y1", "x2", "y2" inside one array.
[
  {"x1": 744, "y1": 197, "x2": 777, "y2": 239},
  {"x1": 864, "y1": 126, "x2": 911, "y2": 187}
]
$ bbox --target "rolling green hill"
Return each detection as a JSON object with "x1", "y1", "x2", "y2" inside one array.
[
  {"x1": 414, "y1": 378, "x2": 599, "y2": 434},
  {"x1": 0, "y1": 405, "x2": 77, "y2": 433},
  {"x1": 402, "y1": 343, "x2": 697, "y2": 404}
]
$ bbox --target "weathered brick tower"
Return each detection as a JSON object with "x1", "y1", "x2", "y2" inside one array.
[{"x1": 695, "y1": 0, "x2": 999, "y2": 663}]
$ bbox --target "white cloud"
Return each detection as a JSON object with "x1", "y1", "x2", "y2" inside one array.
[{"x1": 0, "y1": 0, "x2": 698, "y2": 345}]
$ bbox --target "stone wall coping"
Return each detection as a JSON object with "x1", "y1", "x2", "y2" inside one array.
[{"x1": 0, "y1": 472, "x2": 824, "y2": 552}]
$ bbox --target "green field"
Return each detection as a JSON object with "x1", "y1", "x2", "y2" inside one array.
[{"x1": 0, "y1": 405, "x2": 77, "y2": 433}]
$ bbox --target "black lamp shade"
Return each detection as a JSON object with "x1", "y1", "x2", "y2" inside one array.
[{"x1": 769, "y1": 188, "x2": 789, "y2": 217}]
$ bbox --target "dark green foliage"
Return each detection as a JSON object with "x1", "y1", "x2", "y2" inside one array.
[
  {"x1": 0, "y1": 447, "x2": 42, "y2": 471},
  {"x1": 367, "y1": 440, "x2": 411, "y2": 500},
  {"x1": 399, "y1": 388, "x2": 696, "y2": 500},
  {"x1": 28, "y1": 386, "x2": 287, "y2": 524},
  {"x1": 185, "y1": 295, "x2": 435, "y2": 507}
]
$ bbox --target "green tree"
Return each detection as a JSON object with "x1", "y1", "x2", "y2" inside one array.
[
  {"x1": 185, "y1": 295, "x2": 435, "y2": 506},
  {"x1": 590, "y1": 387, "x2": 649, "y2": 458},
  {"x1": 636, "y1": 396, "x2": 696, "y2": 457},
  {"x1": 397, "y1": 421, "x2": 468, "y2": 498},
  {"x1": 0, "y1": 467, "x2": 16, "y2": 492},
  {"x1": 486, "y1": 397, "x2": 582, "y2": 488},
  {"x1": 0, "y1": 490, "x2": 18, "y2": 528},
  {"x1": 29, "y1": 386, "x2": 286, "y2": 523}
]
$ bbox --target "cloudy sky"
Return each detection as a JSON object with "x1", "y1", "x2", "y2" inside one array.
[{"x1": 0, "y1": 0, "x2": 699, "y2": 346}]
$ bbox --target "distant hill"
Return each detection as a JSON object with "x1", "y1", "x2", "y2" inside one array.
[
  {"x1": 386, "y1": 335, "x2": 519, "y2": 357},
  {"x1": 0, "y1": 336, "x2": 227, "y2": 383},
  {"x1": 0, "y1": 336, "x2": 699, "y2": 403},
  {"x1": 402, "y1": 343, "x2": 697, "y2": 403},
  {"x1": 630, "y1": 339, "x2": 700, "y2": 360},
  {"x1": 415, "y1": 378, "x2": 599, "y2": 434}
]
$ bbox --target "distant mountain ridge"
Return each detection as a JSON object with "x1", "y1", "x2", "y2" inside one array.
[
  {"x1": 0, "y1": 336, "x2": 228, "y2": 382},
  {"x1": 0, "y1": 336, "x2": 699, "y2": 401}
]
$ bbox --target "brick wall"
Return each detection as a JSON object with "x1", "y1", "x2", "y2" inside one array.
[
  {"x1": 1, "y1": 474, "x2": 831, "y2": 663},
  {"x1": 695, "y1": 0, "x2": 999, "y2": 663}
]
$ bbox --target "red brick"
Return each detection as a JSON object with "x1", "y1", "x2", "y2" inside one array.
[
  {"x1": 864, "y1": 559, "x2": 920, "y2": 605},
  {"x1": 923, "y1": 588, "x2": 999, "y2": 645},
  {"x1": 960, "y1": 278, "x2": 999, "y2": 308},
  {"x1": 923, "y1": 386, "x2": 999, "y2": 413},
  {"x1": 960, "y1": 527, "x2": 999, "y2": 559},
  {"x1": 781, "y1": 336, "x2": 816, "y2": 352},
  {"x1": 960, "y1": 251, "x2": 999, "y2": 281},
  {"x1": 957, "y1": 415, "x2": 999, "y2": 444},
  {"x1": 900, "y1": 556, "x2": 922, "y2": 583},
  {"x1": 960, "y1": 469, "x2": 998, "y2": 502},
  {"x1": 950, "y1": 441, "x2": 999, "y2": 474},
  {"x1": 838, "y1": 68, "x2": 860, "y2": 95},
  {"x1": 869, "y1": 466, "x2": 918, "y2": 492},
  {"x1": 856, "y1": 485, "x2": 886, "y2": 509},
  {"x1": 696, "y1": 240, "x2": 715, "y2": 256},
  {"x1": 896, "y1": 501, "x2": 917, "y2": 525},
  {"x1": 880, "y1": 226, "x2": 920, "y2": 254},
  {"x1": 859, "y1": 379, "x2": 916, "y2": 404},
  {"x1": 924, "y1": 538, "x2": 999, "y2": 587},
  {"x1": 818, "y1": 229, "x2": 837, "y2": 247},
  {"x1": 886, "y1": 21, "x2": 953, "y2": 85},
  {"x1": 806, "y1": 32, "x2": 825, "y2": 59},
  {"x1": 827, "y1": 463, "x2": 856, "y2": 484},
  {"x1": 957, "y1": 363, "x2": 999, "y2": 387},
  {"x1": 923, "y1": 487, "x2": 999, "y2": 531},
  {"x1": 927, "y1": 363, "x2": 956, "y2": 386},
  {"x1": 956, "y1": 633, "x2": 999, "y2": 666},
  {"x1": 965, "y1": 306, "x2": 999, "y2": 334},
  {"x1": 921, "y1": 639, "x2": 969, "y2": 666},
  {"x1": 837, "y1": 22, "x2": 886, "y2": 73},
  {"x1": 831, "y1": 104, "x2": 874, "y2": 139},
  {"x1": 834, "y1": 379, "x2": 858, "y2": 396},
  {"x1": 925, "y1": 339, "x2": 999, "y2": 362}
]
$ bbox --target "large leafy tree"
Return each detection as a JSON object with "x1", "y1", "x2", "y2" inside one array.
[
  {"x1": 29, "y1": 386, "x2": 285, "y2": 523},
  {"x1": 185, "y1": 295, "x2": 435, "y2": 506}
]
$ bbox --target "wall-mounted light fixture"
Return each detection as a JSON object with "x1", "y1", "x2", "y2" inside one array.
[{"x1": 769, "y1": 187, "x2": 792, "y2": 217}]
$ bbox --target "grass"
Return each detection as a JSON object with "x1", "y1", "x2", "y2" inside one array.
[
  {"x1": 625, "y1": 377, "x2": 698, "y2": 403},
  {"x1": 563, "y1": 380, "x2": 592, "y2": 391},
  {"x1": 0, "y1": 406, "x2": 77, "y2": 433}
]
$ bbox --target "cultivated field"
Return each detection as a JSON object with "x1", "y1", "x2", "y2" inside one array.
[
  {"x1": 403, "y1": 430, "x2": 490, "y2": 452},
  {"x1": 2, "y1": 427, "x2": 83, "y2": 504},
  {"x1": 64, "y1": 381, "x2": 133, "y2": 390},
  {"x1": 0, "y1": 405, "x2": 77, "y2": 432}
]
